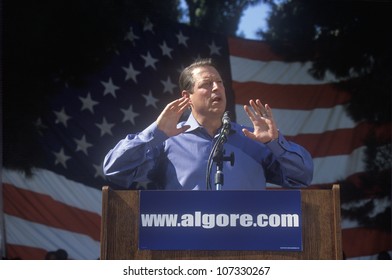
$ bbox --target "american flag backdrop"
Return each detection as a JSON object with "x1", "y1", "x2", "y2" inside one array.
[{"x1": 2, "y1": 19, "x2": 391, "y2": 260}]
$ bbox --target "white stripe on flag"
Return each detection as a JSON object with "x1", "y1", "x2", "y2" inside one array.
[
  {"x1": 5, "y1": 215, "x2": 100, "y2": 260},
  {"x1": 2, "y1": 169, "x2": 102, "y2": 215},
  {"x1": 312, "y1": 146, "x2": 366, "y2": 184},
  {"x1": 230, "y1": 56, "x2": 341, "y2": 84},
  {"x1": 235, "y1": 104, "x2": 357, "y2": 136}
]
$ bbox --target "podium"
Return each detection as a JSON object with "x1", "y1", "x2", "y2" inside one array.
[{"x1": 100, "y1": 185, "x2": 342, "y2": 259}]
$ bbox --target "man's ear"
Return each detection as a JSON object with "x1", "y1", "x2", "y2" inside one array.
[
  {"x1": 181, "y1": 90, "x2": 190, "y2": 99},
  {"x1": 182, "y1": 90, "x2": 192, "y2": 110}
]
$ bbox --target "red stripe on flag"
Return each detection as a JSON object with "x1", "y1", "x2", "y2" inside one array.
[
  {"x1": 228, "y1": 37, "x2": 283, "y2": 61},
  {"x1": 288, "y1": 129, "x2": 363, "y2": 158},
  {"x1": 3, "y1": 183, "x2": 101, "y2": 241},
  {"x1": 287, "y1": 122, "x2": 391, "y2": 158},
  {"x1": 232, "y1": 81, "x2": 351, "y2": 110},
  {"x1": 342, "y1": 227, "x2": 392, "y2": 259},
  {"x1": 5, "y1": 244, "x2": 48, "y2": 260},
  {"x1": 311, "y1": 169, "x2": 391, "y2": 193}
]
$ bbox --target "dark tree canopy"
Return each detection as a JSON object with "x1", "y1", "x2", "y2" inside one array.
[
  {"x1": 184, "y1": 0, "x2": 260, "y2": 36},
  {"x1": 259, "y1": 0, "x2": 392, "y2": 123}
]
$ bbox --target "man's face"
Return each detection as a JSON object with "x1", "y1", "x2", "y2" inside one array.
[{"x1": 187, "y1": 66, "x2": 226, "y2": 117}]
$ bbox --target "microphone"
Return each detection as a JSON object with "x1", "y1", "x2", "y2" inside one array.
[
  {"x1": 220, "y1": 111, "x2": 231, "y2": 141},
  {"x1": 222, "y1": 111, "x2": 231, "y2": 129},
  {"x1": 214, "y1": 111, "x2": 231, "y2": 159}
]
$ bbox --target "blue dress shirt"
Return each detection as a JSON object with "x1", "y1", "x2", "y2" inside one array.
[{"x1": 103, "y1": 113, "x2": 313, "y2": 190}]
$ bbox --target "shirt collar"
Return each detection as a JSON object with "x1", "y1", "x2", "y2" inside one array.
[
  {"x1": 183, "y1": 112, "x2": 203, "y2": 133},
  {"x1": 183, "y1": 112, "x2": 236, "y2": 135}
]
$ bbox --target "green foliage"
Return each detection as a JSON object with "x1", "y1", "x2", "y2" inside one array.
[{"x1": 184, "y1": 0, "x2": 261, "y2": 35}]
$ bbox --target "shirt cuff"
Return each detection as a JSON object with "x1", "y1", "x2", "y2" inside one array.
[
  {"x1": 265, "y1": 132, "x2": 289, "y2": 156},
  {"x1": 139, "y1": 122, "x2": 169, "y2": 145}
]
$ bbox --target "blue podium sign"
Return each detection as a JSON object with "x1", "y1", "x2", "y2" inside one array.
[{"x1": 139, "y1": 190, "x2": 302, "y2": 251}]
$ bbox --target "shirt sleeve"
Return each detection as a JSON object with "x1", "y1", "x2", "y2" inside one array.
[
  {"x1": 264, "y1": 132, "x2": 314, "y2": 187},
  {"x1": 102, "y1": 122, "x2": 168, "y2": 188}
]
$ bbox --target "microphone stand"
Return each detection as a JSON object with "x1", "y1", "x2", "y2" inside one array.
[
  {"x1": 206, "y1": 112, "x2": 235, "y2": 190},
  {"x1": 213, "y1": 146, "x2": 234, "y2": 190}
]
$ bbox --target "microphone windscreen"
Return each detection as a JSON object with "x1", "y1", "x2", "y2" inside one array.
[{"x1": 222, "y1": 111, "x2": 230, "y2": 127}]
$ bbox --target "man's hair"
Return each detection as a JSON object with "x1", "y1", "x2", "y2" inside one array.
[{"x1": 179, "y1": 58, "x2": 217, "y2": 93}]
